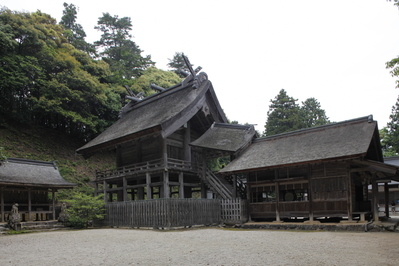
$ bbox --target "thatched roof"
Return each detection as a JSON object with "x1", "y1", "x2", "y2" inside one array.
[
  {"x1": 190, "y1": 123, "x2": 256, "y2": 153},
  {"x1": 77, "y1": 74, "x2": 227, "y2": 156},
  {"x1": 0, "y1": 158, "x2": 76, "y2": 188},
  {"x1": 220, "y1": 116, "x2": 383, "y2": 174}
]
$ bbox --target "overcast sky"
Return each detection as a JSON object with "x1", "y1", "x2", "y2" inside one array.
[{"x1": 3, "y1": 0, "x2": 399, "y2": 132}]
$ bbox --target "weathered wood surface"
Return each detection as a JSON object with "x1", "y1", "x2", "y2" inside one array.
[
  {"x1": 104, "y1": 198, "x2": 221, "y2": 228},
  {"x1": 221, "y1": 199, "x2": 248, "y2": 224},
  {"x1": 103, "y1": 198, "x2": 248, "y2": 228}
]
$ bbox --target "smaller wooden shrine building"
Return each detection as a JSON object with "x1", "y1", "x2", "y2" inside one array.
[
  {"x1": 0, "y1": 158, "x2": 76, "y2": 222},
  {"x1": 219, "y1": 115, "x2": 399, "y2": 222}
]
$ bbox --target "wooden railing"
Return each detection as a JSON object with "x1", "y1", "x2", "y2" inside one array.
[{"x1": 96, "y1": 158, "x2": 199, "y2": 180}]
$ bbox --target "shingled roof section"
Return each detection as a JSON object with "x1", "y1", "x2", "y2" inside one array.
[
  {"x1": 219, "y1": 115, "x2": 381, "y2": 174},
  {"x1": 190, "y1": 123, "x2": 256, "y2": 153},
  {"x1": 77, "y1": 75, "x2": 227, "y2": 156},
  {"x1": 0, "y1": 158, "x2": 76, "y2": 188}
]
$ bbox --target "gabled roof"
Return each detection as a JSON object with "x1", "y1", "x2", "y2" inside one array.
[
  {"x1": 77, "y1": 73, "x2": 227, "y2": 156},
  {"x1": 220, "y1": 115, "x2": 382, "y2": 174},
  {"x1": 190, "y1": 123, "x2": 256, "y2": 153},
  {"x1": 0, "y1": 158, "x2": 76, "y2": 188}
]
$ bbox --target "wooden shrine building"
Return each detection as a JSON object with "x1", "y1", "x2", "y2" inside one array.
[
  {"x1": 219, "y1": 116, "x2": 399, "y2": 222},
  {"x1": 0, "y1": 158, "x2": 76, "y2": 222},
  {"x1": 76, "y1": 62, "x2": 248, "y2": 202}
]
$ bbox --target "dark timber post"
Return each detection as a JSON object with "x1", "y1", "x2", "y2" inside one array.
[
  {"x1": 146, "y1": 173, "x2": 152, "y2": 199},
  {"x1": 384, "y1": 182, "x2": 390, "y2": 218},
  {"x1": 184, "y1": 122, "x2": 191, "y2": 162},
  {"x1": 28, "y1": 188, "x2": 32, "y2": 221},
  {"x1": 52, "y1": 189, "x2": 56, "y2": 220},
  {"x1": 163, "y1": 152, "x2": 170, "y2": 198},
  {"x1": 123, "y1": 177, "x2": 127, "y2": 202},
  {"x1": 179, "y1": 172, "x2": 184, "y2": 198},
  {"x1": 308, "y1": 165, "x2": 314, "y2": 222},
  {"x1": 103, "y1": 181, "x2": 108, "y2": 203},
  {"x1": 0, "y1": 188, "x2": 4, "y2": 222},
  {"x1": 346, "y1": 165, "x2": 353, "y2": 222},
  {"x1": 372, "y1": 179, "x2": 379, "y2": 222},
  {"x1": 275, "y1": 170, "x2": 280, "y2": 222}
]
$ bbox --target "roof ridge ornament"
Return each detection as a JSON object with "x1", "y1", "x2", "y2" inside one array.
[{"x1": 181, "y1": 55, "x2": 204, "y2": 88}]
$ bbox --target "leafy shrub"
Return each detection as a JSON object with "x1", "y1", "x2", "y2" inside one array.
[{"x1": 64, "y1": 191, "x2": 105, "y2": 228}]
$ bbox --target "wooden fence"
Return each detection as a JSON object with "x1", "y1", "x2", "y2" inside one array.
[
  {"x1": 102, "y1": 198, "x2": 248, "y2": 228},
  {"x1": 221, "y1": 199, "x2": 248, "y2": 224}
]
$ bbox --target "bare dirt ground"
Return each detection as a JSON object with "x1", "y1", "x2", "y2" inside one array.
[{"x1": 1, "y1": 228, "x2": 399, "y2": 265}]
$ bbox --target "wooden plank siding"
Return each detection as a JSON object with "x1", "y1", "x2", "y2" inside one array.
[
  {"x1": 221, "y1": 199, "x2": 248, "y2": 224},
  {"x1": 103, "y1": 198, "x2": 221, "y2": 228},
  {"x1": 102, "y1": 198, "x2": 248, "y2": 228}
]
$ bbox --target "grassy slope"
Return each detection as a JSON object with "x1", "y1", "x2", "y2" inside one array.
[{"x1": 0, "y1": 122, "x2": 115, "y2": 196}]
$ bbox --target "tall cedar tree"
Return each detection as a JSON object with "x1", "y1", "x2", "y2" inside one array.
[
  {"x1": 94, "y1": 13, "x2": 154, "y2": 83},
  {"x1": 264, "y1": 90, "x2": 330, "y2": 136},
  {"x1": 264, "y1": 89, "x2": 302, "y2": 136},
  {"x1": 301, "y1": 98, "x2": 330, "y2": 128},
  {"x1": 59, "y1": 3, "x2": 94, "y2": 55}
]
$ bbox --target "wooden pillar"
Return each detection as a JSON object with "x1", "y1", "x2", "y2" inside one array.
[
  {"x1": 1, "y1": 188, "x2": 4, "y2": 222},
  {"x1": 308, "y1": 165, "x2": 314, "y2": 222},
  {"x1": 123, "y1": 177, "x2": 127, "y2": 202},
  {"x1": 384, "y1": 182, "x2": 390, "y2": 218},
  {"x1": 184, "y1": 122, "x2": 191, "y2": 162},
  {"x1": 137, "y1": 187, "x2": 144, "y2": 200},
  {"x1": 163, "y1": 171, "x2": 170, "y2": 198},
  {"x1": 103, "y1": 181, "x2": 108, "y2": 203},
  {"x1": 233, "y1": 175, "x2": 237, "y2": 199},
  {"x1": 275, "y1": 182, "x2": 280, "y2": 222},
  {"x1": 201, "y1": 150, "x2": 207, "y2": 198},
  {"x1": 347, "y1": 170, "x2": 353, "y2": 222},
  {"x1": 146, "y1": 173, "x2": 152, "y2": 199},
  {"x1": 28, "y1": 188, "x2": 32, "y2": 221},
  {"x1": 179, "y1": 172, "x2": 185, "y2": 198},
  {"x1": 372, "y1": 179, "x2": 379, "y2": 222},
  {"x1": 52, "y1": 189, "x2": 56, "y2": 220}
]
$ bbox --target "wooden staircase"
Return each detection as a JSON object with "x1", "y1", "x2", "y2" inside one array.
[{"x1": 203, "y1": 169, "x2": 234, "y2": 199}]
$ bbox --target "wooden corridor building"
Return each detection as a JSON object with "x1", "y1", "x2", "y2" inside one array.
[{"x1": 219, "y1": 116, "x2": 399, "y2": 222}]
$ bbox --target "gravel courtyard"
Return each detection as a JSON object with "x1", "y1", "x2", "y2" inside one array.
[{"x1": 1, "y1": 228, "x2": 398, "y2": 265}]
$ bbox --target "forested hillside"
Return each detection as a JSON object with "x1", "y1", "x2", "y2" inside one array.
[{"x1": 0, "y1": 121, "x2": 115, "y2": 196}]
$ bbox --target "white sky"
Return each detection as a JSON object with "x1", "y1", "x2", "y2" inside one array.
[{"x1": 2, "y1": 0, "x2": 399, "y2": 132}]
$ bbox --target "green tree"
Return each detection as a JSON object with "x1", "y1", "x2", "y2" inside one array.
[
  {"x1": 167, "y1": 52, "x2": 192, "y2": 77},
  {"x1": 59, "y1": 2, "x2": 94, "y2": 55},
  {"x1": 0, "y1": 8, "x2": 122, "y2": 140},
  {"x1": 130, "y1": 67, "x2": 181, "y2": 96},
  {"x1": 381, "y1": 98, "x2": 399, "y2": 156},
  {"x1": 301, "y1": 97, "x2": 330, "y2": 128},
  {"x1": 64, "y1": 191, "x2": 105, "y2": 228},
  {"x1": 264, "y1": 89, "x2": 302, "y2": 136},
  {"x1": 94, "y1": 12, "x2": 154, "y2": 82}
]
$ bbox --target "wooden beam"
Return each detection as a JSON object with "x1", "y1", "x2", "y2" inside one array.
[
  {"x1": 146, "y1": 172, "x2": 152, "y2": 200},
  {"x1": 28, "y1": 188, "x2": 32, "y2": 221},
  {"x1": 275, "y1": 170, "x2": 280, "y2": 222},
  {"x1": 1, "y1": 188, "x2": 4, "y2": 222},
  {"x1": 347, "y1": 164, "x2": 353, "y2": 222},
  {"x1": 179, "y1": 172, "x2": 184, "y2": 198},
  {"x1": 123, "y1": 177, "x2": 127, "y2": 202},
  {"x1": 384, "y1": 183, "x2": 390, "y2": 218},
  {"x1": 308, "y1": 165, "x2": 314, "y2": 222},
  {"x1": 372, "y1": 179, "x2": 379, "y2": 222},
  {"x1": 52, "y1": 189, "x2": 56, "y2": 220}
]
